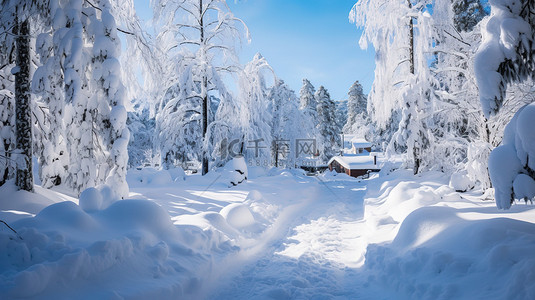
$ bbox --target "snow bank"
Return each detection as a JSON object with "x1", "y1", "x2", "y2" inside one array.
[
  {"x1": 0, "y1": 181, "x2": 73, "y2": 223},
  {"x1": 0, "y1": 194, "x2": 232, "y2": 299},
  {"x1": 361, "y1": 170, "x2": 535, "y2": 299}
]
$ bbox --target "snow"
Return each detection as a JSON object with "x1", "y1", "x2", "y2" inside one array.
[
  {"x1": 488, "y1": 103, "x2": 535, "y2": 209},
  {"x1": 449, "y1": 171, "x2": 474, "y2": 192},
  {"x1": 220, "y1": 203, "x2": 256, "y2": 229},
  {"x1": 2, "y1": 167, "x2": 535, "y2": 299},
  {"x1": 350, "y1": 137, "x2": 371, "y2": 149}
]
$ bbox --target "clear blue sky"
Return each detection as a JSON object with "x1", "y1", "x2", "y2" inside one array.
[{"x1": 134, "y1": 0, "x2": 375, "y2": 100}]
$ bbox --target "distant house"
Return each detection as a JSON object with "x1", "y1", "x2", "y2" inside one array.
[
  {"x1": 350, "y1": 138, "x2": 372, "y2": 154},
  {"x1": 327, "y1": 155, "x2": 380, "y2": 178}
]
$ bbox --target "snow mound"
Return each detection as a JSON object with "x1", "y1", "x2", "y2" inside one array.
[
  {"x1": 222, "y1": 156, "x2": 248, "y2": 187},
  {"x1": 126, "y1": 167, "x2": 185, "y2": 187},
  {"x1": 449, "y1": 171, "x2": 473, "y2": 192},
  {"x1": 488, "y1": 103, "x2": 535, "y2": 209},
  {"x1": 362, "y1": 170, "x2": 535, "y2": 299},
  {"x1": 78, "y1": 184, "x2": 120, "y2": 212},
  {"x1": 220, "y1": 203, "x2": 256, "y2": 229},
  {"x1": 0, "y1": 197, "x2": 221, "y2": 299},
  {"x1": 79, "y1": 187, "x2": 102, "y2": 212}
]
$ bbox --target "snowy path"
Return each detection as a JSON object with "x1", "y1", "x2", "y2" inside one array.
[{"x1": 204, "y1": 175, "x2": 370, "y2": 299}]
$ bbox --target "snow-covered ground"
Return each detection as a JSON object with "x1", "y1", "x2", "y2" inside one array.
[{"x1": 1, "y1": 166, "x2": 535, "y2": 299}]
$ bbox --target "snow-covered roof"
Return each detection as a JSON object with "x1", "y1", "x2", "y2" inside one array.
[
  {"x1": 351, "y1": 138, "x2": 372, "y2": 149},
  {"x1": 328, "y1": 155, "x2": 380, "y2": 170}
]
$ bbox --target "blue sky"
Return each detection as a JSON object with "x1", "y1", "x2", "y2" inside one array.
[{"x1": 134, "y1": 0, "x2": 375, "y2": 100}]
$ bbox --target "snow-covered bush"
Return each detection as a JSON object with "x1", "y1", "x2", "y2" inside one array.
[
  {"x1": 223, "y1": 156, "x2": 248, "y2": 187},
  {"x1": 449, "y1": 171, "x2": 474, "y2": 192},
  {"x1": 489, "y1": 103, "x2": 535, "y2": 208}
]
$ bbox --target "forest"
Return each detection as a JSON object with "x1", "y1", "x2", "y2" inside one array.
[{"x1": 0, "y1": 0, "x2": 535, "y2": 299}]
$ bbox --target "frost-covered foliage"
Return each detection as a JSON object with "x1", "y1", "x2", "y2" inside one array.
[
  {"x1": 475, "y1": 0, "x2": 535, "y2": 208},
  {"x1": 238, "y1": 54, "x2": 274, "y2": 163},
  {"x1": 127, "y1": 104, "x2": 155, "y2": 169},
  {"x1": 350, "y1": 0, "x2": 414, "y2": 130},
  {"x1": 0, "y1": 66, "x2": 15, "y2": 186},
  {"x1": 300, "y1": 79, "x2": 317, "y2": 116},
  {"x1": 33, "y1": 27, "x2": 68, "y2": 188},
  {"x1": 452, "y1": 0, "x2": 488, "y2": 32},
  {"x1": 335, "y1": 99, "x2": 347, "y2": 134},
  {"x1": 343, "y1": 81, "x2": 368, "y2": 137},
  {"x1": 352, "y1": 0, "x2": 492, "y2": 176},
  {"x1": 152, "y1": 0, "x2": 249, "y2": 174},
  {"x1": 268, "y1": 79, "x2": 313, "y2": 167},
  {"x1": 28, "y1": 0, "x2": 130, "y2": 197},
  {"x1": 155, "y1": 62, "x2": 203, "y2": 169},
  {"x1": 315, "y1": 86, "x2": 340, "y2": 160},
  {"x1": 421, "y1": 1, "x2": 489, "y2": 177},
  {"x1": 475, "y1": 0, "x2": 535, "y2": 118}
]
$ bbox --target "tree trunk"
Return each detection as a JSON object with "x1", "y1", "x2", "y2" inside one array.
[
  {"x1": 407, "y1": 0, "x2": 415, "y2": 75},
  {"x1": 407, "y1": 0, "x2": 420, "y2": 175},
  {"x1": 199, "y1": 0, "x2": 209, "y2": 176},
  {"x1": 14, "y1": 17, "x2": 33, "y2": 192}
]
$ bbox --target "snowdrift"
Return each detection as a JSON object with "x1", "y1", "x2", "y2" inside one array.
[
  {"x1": 361, "y1": 170, "x2": 535, "y2": 299},
  {"x1": 0, "y1": 182, "x2": 233, "y2": 299}
]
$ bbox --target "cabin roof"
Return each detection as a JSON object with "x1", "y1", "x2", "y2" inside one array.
[
  {"x1": 350, "y1": 138, "x2": 372, "y2": 149},
  {"x1": 327, "y1": 155, "x2": 379, "y2": 170}
]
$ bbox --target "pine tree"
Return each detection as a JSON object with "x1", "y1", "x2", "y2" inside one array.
[
  {"x1": 315, "y1": 86, "x2": 340, "y2": 160},
  {"x1": 452, "y1": 0, "x2": 487, "y2": 32},
  {"x1": 300, "y1": 79, "x2": 317, "y2": 117},
  {"x1": 343, "y1": 80, "x2": 368, "y2": 135}
]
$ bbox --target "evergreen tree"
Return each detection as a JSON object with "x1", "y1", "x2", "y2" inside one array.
[
  {"x1": 127, "y1": 103, "x2": 155, "y2": 169},
  {"x1": 452, "y1": 0, "x2": 487, "y2": 32},
  {"x1": 343, "y1": 80, "x2": 368, "y2": 135},
  {"x1": 299, "y1": 79, "x2": 317, "y2": 119},
  {"x1": 315, "y1": 86, "x2": 340, "y2": 160}
]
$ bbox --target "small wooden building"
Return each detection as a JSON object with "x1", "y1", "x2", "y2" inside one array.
[
  {"x1": 327, "y1": 155, "x2": 380, "y2": 178},
  {"x1": 351, "y1": 138, "x2": 372, "y2": 154}
]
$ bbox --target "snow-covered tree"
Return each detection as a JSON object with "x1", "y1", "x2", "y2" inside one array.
[
  {"x1": 33, "y1": 24, "x2": 68, "y2": 188},
  {"x1": 127, "y1": 103, "x2": 155, "y2": 169},
  {"x1": 0, "y1": 64, "x2": 15, "y2": 186},
  {"x1": 343, "y1": 80, "x2": 368, "y2": 137},
  {"x1": 351, "y1": 0, "x2": 435, "y2": 174},
  {"x1": 268, "y1": 79, "x2": 307, "y2": 167},
  {"x1": 315, "y1": 86, "x2": 340, "y2": 160},
  {"x1": 335, "y1": 100, "x2": 347, "y2": 134},
  {"x1": 155, "y1": 62, "x2": 203, "y2": 169},
  {"x1": 29, "y1": 0, "x2": 130, "y2": 197},
  {"x1": 238, "y1": 53, "x2": 274, "y2": 164},
  {"x1": 474, "y1": 0, "x2": 535, "y2": 209},
  {"x1": 152, "y1": 0, "x2": 249, "y2": 175},
  {"x1": 300, "y1": 79, "x2": 317, "y2": 115}
]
